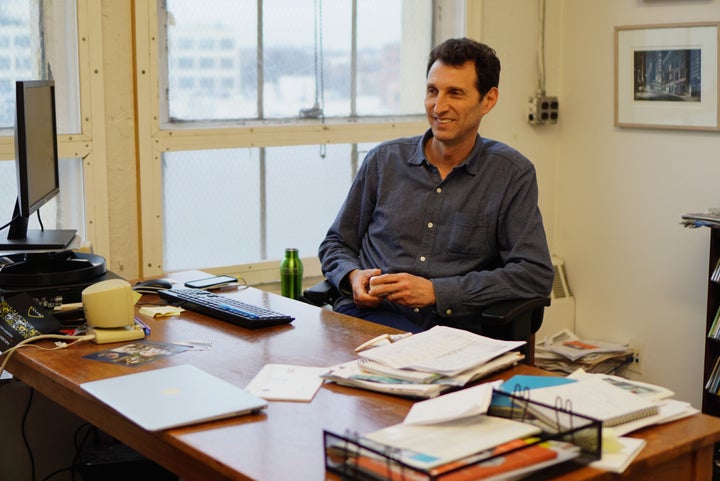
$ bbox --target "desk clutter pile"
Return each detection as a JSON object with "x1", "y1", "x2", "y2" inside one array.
[
  {"x1": 321, "y1": 326, "x2": 699, "y2": 480},
  {"x1": 325, "y1": 380, "x2": 602, "y2": 481},
  {"x1": 321, "y1": 326, "x2": 525, "y2": 399},
  {"x1": 534, "y1": 329, "x2": 634, "y2": 375}
]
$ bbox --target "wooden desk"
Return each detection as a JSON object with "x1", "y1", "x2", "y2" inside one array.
[{"x1": 6, "y1": 278, "x2": 720, "y2": 481}]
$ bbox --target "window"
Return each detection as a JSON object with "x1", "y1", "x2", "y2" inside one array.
[
  {"x1": 0, "y1": 0, "x2": 84, "y2": 244},
  {"x1": 141, "y1": 0, "x2": 461, "y2": 277},
  {"x1": 164, "y1": 0, "x2": 431, "y2": 121}
]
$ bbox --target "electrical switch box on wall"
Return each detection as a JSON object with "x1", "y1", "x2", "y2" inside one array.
[{"x1": 528, "y1": 95, "x2": 559, "y2": 125}]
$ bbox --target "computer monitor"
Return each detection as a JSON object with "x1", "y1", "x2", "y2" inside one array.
[{"x1": 0, "y1": 80, "x2": 77, "y2": 250}]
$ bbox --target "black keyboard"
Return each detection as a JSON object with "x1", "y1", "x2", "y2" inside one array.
[{"x1": 158, "y1": 288, "x2": 294, "y2": 328}]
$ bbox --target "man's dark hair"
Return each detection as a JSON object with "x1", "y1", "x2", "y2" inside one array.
[{"x1": 426, "y1": 38, "x2": 500, "y2": 97}]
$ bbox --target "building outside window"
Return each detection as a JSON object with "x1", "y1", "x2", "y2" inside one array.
[
  {"x1": 0, "y1": 0, "x2": 84, "y2": 245},
  {"x1": 153, "y1": 0, "x2": 460, "y2": 276}
]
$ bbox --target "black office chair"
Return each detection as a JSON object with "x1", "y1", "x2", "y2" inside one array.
[{"x1": 302, "y1": 279, "x2": 550, "y2": 365}]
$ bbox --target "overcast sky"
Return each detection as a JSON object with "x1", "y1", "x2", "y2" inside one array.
[{"x1": 167, "y1": 0, "x2": 402, "y2": 48}]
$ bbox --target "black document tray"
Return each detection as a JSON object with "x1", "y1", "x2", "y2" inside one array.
[{"x1": 324, "y1": 389, "x2": 602, "y2": 481}]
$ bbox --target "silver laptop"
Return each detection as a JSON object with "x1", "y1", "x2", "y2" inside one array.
[{"x1": 81, "y1": 364, "x2": 267, "y2": 431}]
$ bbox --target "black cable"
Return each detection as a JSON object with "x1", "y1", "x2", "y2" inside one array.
[
  {"x1": 40, "y1": 467, "x2": 72, "y2": 481},
  {"x1": 71, "y1": 423, "x2": 94, "y2": 481},
  {"x1": 36, "y1": 209, "x2": 45, "y2": 232},
  {"x1": 21, "y1": 386, "x2": 36, "y2": 481},
  {"x1": 0, "y1": 214, "x2": 19, "y2": 232},
  {"x1": 39, "y1": 422, "x2": 93, "y2": 481}
]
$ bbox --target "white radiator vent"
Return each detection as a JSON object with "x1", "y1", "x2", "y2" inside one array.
[
  {"x1": 537, "y1": 255, "x2": 575, "y2": 339},
  {"x1": 551, "y1": 257, "x2": 572, "y2": 299}
]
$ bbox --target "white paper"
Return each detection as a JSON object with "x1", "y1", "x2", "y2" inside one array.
[
  {"x1": 609, "y1": 398, "x2": 699, "y2": 436},
  {"x1": 403, "y1": 381, "x2": 501, "y2": 425},
  {"x1": 590, "y1": 436, "x2": 646, "y2": 473},
  {"x1": 363, "y1": 414, "x2": 541, "y2": 470},
  {"x1": 567, "y1": 368, "x2": 674, "y2": 401},
  {"x1": 359, "y1": 325, "x2": 524, "y2": 376},
  {"x1": 526, "y1": 377, "x2": 659, "y2": 428},
  {"x1": 245, "y1": 364, "x2": 326, "y2": 402}
]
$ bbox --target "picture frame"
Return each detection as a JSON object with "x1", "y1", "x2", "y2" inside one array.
[{"x1": 614, "y1": 22, "x2": 720, "y2": 131}]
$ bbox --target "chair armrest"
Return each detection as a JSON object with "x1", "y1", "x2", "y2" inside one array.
[
  {"x1": 480, "y1": 297, "x2": 551, "y2": 343},
  {"x1": 481, "y1": 297, "x2": 552, "y2": 325},
  {"x1": 302, "y1": 279, "x2": 340, "y2": 306}
]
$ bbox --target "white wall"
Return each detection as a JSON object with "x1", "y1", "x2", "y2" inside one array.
[
  {"x1": 477, "y1": 0, "x2": 720, "y2": 408},
  {"x1": 473, "y1": 0, "x2": 563, "y2": 244}
]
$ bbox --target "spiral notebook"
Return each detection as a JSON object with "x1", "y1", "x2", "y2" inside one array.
[{"x1": 525, "y1": 377, "x2": 659, "y2": 428}]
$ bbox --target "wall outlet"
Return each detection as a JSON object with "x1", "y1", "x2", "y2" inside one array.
[
  {"x1": 626, "y1": 340, "x2": 644, "y2": 375},
  {"x1": 528, "y1": 95, "x2": 559, "y2": 125}
]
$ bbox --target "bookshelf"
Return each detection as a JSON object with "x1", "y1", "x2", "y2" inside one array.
[{"x1": 703, "y1": 227, "x2": 720, "y2": 416}]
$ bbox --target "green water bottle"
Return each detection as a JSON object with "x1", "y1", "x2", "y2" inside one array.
[{"x1": 281, "y1": 248, "x2": 303, "y2": 299}]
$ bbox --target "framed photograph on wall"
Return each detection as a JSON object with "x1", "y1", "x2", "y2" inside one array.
[{"x1": 614, "y1": 22, "x2": 720, "y2": 131}]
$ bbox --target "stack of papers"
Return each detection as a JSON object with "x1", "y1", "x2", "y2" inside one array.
[
  {"x1": 492, "y1": 369, "x2": 699, "y2": 474},
  {"x1": 520, "y1": 376, "x2": 661, "y2": 429},
  {"x1": 350, "y1": 437, "x2": 580, "y2": 481},
  {"x1": 496, "y1": 369, "x2": 697, "y2": 434},
  {"x1": 322, "y1": 326, "x2": 525, "y2": 398},
  {"x1": 535, "y1": 329, "x2": 633, "y2": 374},
  {"x1": 349, "y1": 382, "x2": 581, "y2": 479},
  {"x1": 363, "y1": 415, "x2": 544, "y2": 471},
  {"x1": 567, "y1": 370, "x2": 697, "y2": 436},
  {"x1": 590, "y1": 436, "x2": 646, "y2": 473},
  {"x1": 681, "y1": 211, "x2": 720, "y2": 228}
]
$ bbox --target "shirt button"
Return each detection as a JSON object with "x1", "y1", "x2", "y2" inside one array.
[
  {"x1": 436, "y1": 188, "x2": 442, "y2": 194},
  {"x1": 413, "y1": 308, "x2": 419, "y2": 313},
  {"x1": 446, "y1": 309, "x2": 452, "y2": 315},
  {"x1": 427, "y1": 222, "x2": 433, "y2": 229},
  {"x1": 419, "y1": 256, "x2": 426, "y2": 262}
]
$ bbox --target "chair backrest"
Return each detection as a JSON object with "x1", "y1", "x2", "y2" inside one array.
[{"x1": 438, "y1": 298, "x2": 551, "y2": 365}]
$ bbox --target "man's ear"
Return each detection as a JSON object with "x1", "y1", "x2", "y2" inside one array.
[{"x1": 481, "y1": 87, "x2": 499, "y2": 114}]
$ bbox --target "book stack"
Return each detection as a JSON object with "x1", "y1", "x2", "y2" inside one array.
[
  {"x1": 705, "y1": 356, "x2": 720, "y2": 394},
  {"x1": 708, "y1": 306, "x2": 720, "y2": 340},
  {"x1": 534, "y1": 329, "x2": 633, "y2": 375},
  {"x1": 705, "y1": 308, "x2": 720, "y2": 394},
  {"x1": 712, "y1": 258, "x2": 720, "y2": 284},
  {"x1": 321, "y1": 326, "x2": 525, "y2": 398}
]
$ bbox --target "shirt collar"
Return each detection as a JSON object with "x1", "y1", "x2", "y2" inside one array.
[{"x1": 412, "y1": 129, "x2": 483, "y2": 175}]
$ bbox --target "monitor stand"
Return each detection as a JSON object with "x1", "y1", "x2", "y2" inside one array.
[
  {"x1": 0, "y1": 228, "x2": 78, "y2": 250},
  {"x1": 0, "y1": 250, "x2": 106, "y2": 288}
]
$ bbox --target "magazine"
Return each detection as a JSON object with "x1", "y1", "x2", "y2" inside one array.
[{"x1": 0, "y1": 292, "x2": 62, "y2": 352}]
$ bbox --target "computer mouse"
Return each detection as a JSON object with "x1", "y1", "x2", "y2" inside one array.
[{"x1": 133, "y1": 278, "x2": 174, "y2": 293}]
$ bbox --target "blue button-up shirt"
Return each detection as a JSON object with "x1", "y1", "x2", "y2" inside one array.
[{"x1": 319, "y1": 129, "x2": 553, "y2": 329}]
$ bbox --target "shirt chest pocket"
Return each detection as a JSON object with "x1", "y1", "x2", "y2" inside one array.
[{"x1": 446, "y1": 212, "x2": 494, "y2": 258}]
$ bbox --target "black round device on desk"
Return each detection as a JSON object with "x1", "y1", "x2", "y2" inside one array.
[{"x1": 0, "y1": 250, "x2": 107, "y2": 287}]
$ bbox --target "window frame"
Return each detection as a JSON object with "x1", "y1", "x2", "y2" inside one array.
[
  {"x1": 0, "y1": 0, "x2": 110, "y2": 256},
  {"x1": 134, "y1": 0, "x2": 466, "y2": 281}
]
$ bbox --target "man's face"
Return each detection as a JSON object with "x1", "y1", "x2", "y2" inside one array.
[{"x1": 425, "y1": 60, "x2": 497, "y2": 147}]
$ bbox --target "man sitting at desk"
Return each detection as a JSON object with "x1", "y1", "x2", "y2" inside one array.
[{"x1": 319, "y1": 37, "x2": 553, "y2": 333}]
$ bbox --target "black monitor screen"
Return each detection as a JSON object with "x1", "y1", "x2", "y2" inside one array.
[
  {"x1": 16, "y1": 80, "x2": 60, "y2": 215},
  {"x1": 0, "y1": 80, "x2": 76, "y2": 250}
]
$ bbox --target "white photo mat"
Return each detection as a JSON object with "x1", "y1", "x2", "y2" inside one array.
[{"x1": 614, "y1": 22, "x2": 720, "y2": 130}]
